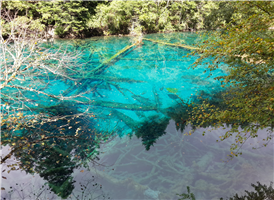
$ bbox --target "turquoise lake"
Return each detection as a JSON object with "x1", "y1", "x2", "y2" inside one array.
[{"x1": 1, "y1": 32, "x2": 273, "y2": 200}]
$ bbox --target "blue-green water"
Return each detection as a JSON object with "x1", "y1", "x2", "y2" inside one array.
[
  {"x1": 1, "y1": 33, "x2": 273, "y2": 200},
  {"x1": 40, "y1": 33, "x2": 226, "y2": 137}
]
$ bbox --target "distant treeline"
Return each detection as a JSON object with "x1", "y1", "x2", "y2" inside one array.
[{"x1": 1, "y1": 0, "x2": 238, "y2": 38}]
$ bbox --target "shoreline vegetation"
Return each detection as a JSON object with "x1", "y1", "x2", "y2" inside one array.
[{"x1": 2, "y1": 0, "x2": 235, "y2": 39}]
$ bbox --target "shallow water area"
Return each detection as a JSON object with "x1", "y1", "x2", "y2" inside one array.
[{"x1": 1, "y1": 32, "x2": 273, "y2": 200}]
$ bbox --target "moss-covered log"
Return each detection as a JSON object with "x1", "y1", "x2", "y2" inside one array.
[{"x1": 143, "y1": 38, "x2": 200, "y2": 50}]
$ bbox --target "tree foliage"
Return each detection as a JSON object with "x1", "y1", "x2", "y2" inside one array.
[
  {"x1": 1, "y1": 0, "x2": 100, "y2": 38},
  {"x1": 222, "y1": 182, "x2": 274, "y2": 200},
  {"x1": 188, "y1": 1, "x2": 274, "y2": 157},
  {"x1": 178, "y1": 182, "x2": 274, "y2": 200},
  {"x1": 88, "y1": 0, "x2": 235, "y2": 35},
  {"x1": 1, "y1": 0, "x2": 238, "y2": 37}
]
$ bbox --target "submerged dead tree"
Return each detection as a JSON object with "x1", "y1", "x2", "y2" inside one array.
[{"x1": 0, "y1": 5, "x2": 116, "y2": 166}]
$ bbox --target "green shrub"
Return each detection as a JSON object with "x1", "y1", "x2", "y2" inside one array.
[{"x1": 177, "y1": 182, "x2": 274, "y2": 200}]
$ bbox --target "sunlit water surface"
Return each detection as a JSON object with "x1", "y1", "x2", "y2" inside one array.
[{"x1": 1, "y1": 33, "x2": 273, "y2": 200}]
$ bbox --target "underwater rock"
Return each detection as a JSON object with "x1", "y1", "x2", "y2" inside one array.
[{"x1": 143, "y1": 188, "x2": 160, "y2": 200}]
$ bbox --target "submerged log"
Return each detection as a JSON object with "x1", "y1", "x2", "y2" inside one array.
[
  {"x1": 143, "y1": 38, "x2": 200, "y2": 50},
  {"x1": 131, "y1": 94, "x2": 152, "y2": 106},
  {"x1": 86, "y1": 168, "x2": 149, "y2": 198},
  {"x1": 120, "y1": 58, "x2": 189, "y2": 62},
  {"x1": 152, "y1": 87, "x2": 160, "y2": 112},
  {"x1": 93, "y1": 76, "x2": 144, "y2": 83},
  {"x1": 37, "y1": 75, "x2": 144, "y2": 83},
  {"x1": 112, "y1": 110, "x2": 137, "y2": 129},
  {"x1": 62, "y1": 76, "x2": 144, "y2": 96},
  {"x1": 62, "y1": 43, "x2": 140, "y2": 96},
  {"x1": 72, "y1": 98, "x2": 157, "y2": 111},
  {"x1": 85, "y1": 42, "x2": 139, "y2": 77}
]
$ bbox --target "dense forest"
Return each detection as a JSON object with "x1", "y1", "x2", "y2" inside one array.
[{"x1": 2, "y1": 0, "x2": 235, "y2": 38}]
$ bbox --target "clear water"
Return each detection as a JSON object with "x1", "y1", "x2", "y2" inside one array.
[{"x1": 1, "y1": 32, "x2": 273, "y2": 200}]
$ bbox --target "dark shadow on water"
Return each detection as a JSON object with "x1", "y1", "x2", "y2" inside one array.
[
  {"x1": 134, "y1": 117, "x2": 169, "y2": 151},
  {"x1": 1, "y1": 102, "x2": 113, "y2": 199}
]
